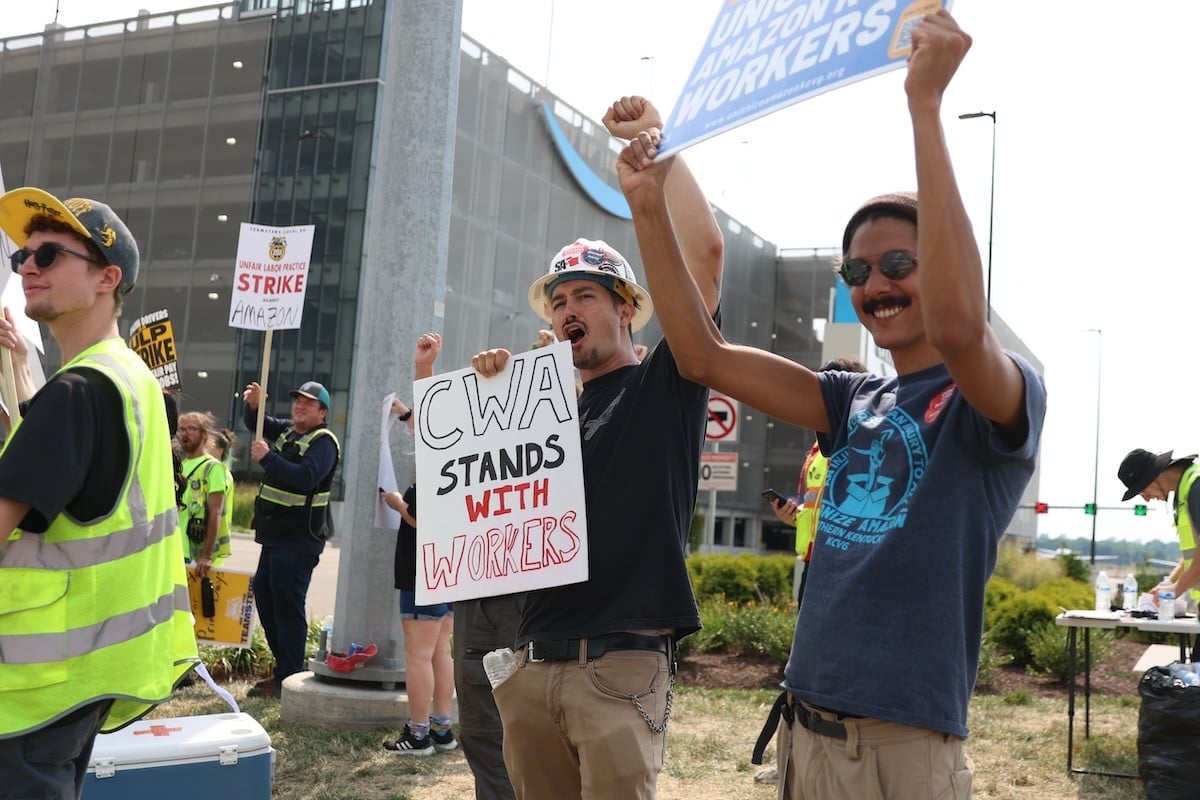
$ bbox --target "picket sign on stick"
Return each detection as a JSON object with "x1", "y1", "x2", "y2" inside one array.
[
  {"x1": 226, "y1": 222, "x2": 314, "y2": 440},
  {"x1": 255, "y1": 329, "x2": 273, "y2": 441},
  {"x1": 0, "y1": 348, "x2": 19, "y2": 425}
]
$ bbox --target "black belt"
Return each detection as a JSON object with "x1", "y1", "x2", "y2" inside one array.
[
  {"x1": 794, "y1": 702, "x2": 848, "y2": 741},
  {"x1": 526, "y1": 633, "x2": 671, "y2": 662}
]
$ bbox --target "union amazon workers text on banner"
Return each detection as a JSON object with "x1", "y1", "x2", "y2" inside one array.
[
  {"x1": 413, "y1": 340, "x2": 588, "y2": 604},
  {"x1": 228, "y1": 223, "x2": 315, "y2": 331}
]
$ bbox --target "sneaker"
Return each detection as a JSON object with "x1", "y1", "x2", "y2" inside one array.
[
  {"x1": 754, "y1": 766, "x2": 778, "y2": 784},
  {"x1": 383, "y1": 724, "x2": 434, "y2": 756},
  {"x1": 431, "y1": 727, "x2": 458, "y2": 752}
]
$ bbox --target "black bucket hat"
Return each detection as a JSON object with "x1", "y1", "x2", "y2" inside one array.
[{"x1": 1117, "y1": 448, "x2": 1197, "y2": 502}]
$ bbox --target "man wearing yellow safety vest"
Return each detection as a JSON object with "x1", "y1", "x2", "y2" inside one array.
[
  {"x1": 0, "y1": 188, "x2": 197, "y2": 798},
  {"x1": 241, "y1": 378, "x2": 341, "y2": 698},
  {"x1": 1118, "y1": 448, "x2": 1200, "y2": 605}
]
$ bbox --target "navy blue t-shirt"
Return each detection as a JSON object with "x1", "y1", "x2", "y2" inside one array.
[{"x1": 784, "y1": 353, "x2": 1047, "y2": 738}]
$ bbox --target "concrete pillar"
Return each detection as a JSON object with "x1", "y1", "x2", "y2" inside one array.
[{"x1": 306, "y1": 0, "x2": 460, "y2": 691}]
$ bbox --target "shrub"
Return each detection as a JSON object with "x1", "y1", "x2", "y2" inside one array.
[
  {"x1": 687, "y1": 553, "x2": 795, "y2": 605},
  {"x1": 1027, "y1": 622, "x2": 1115, "y2": 681},
  {"x1": 984, "y1": 575, "x2": 1020, "y2": 630},
  {"x1": 989, "y1": 578, "x2": 1091, "y2": 667},
  {"x1": 678, "y1": 596, "x2": 796, "y2": 663}
]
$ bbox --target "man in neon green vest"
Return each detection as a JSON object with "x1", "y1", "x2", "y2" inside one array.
[
  {"x1": 241, "y1": 378, "x2": 341, "y2": 698},
  {"x1": 0, "y1": 188, "x2": 197, "y2": 798},
  {"x1": 177, "y1": 410, "x2": 232, "y2": 573},
  {"x1": 1118, "y1": 448, "x2": 1200, "y2": 604}
]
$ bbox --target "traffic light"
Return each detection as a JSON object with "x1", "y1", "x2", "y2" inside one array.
[
  {"x1": 1035, "y1": 502, "x2": 1049, "y2": 514},
  {"x1": 1134, "y1": 504, "x2": 1147, "y2": 516},
  {"x1": 1084, "y1": 503, "x2": 1097, "y2": 515}
]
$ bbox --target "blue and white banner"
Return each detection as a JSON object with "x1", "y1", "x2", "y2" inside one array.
[{"x1": 662, "y1": 0, "x2": 952, "y2": 156}]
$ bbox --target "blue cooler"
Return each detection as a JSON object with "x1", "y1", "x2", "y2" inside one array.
[{"x1": 85, "y1": 712, "x2": 272, "y2": 799}]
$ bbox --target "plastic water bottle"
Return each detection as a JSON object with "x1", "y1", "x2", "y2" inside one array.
[
  {"x1": 483, "y1": 647, "x2": 517, "y2": 689},
  {"x1": 1123, "y1": 573, "x2": 1138, "y2": 611},
  {"x1": 1094, "y1": 570, "x2": 1112, "y2": 612},
  {"x1": 1159, "y1": 578, "x2": 1176, "y2": 622}
]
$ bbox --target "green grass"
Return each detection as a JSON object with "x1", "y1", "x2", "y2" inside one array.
[{"x1": 150, "y1": 681, "x2": 1146, "y2": 800}]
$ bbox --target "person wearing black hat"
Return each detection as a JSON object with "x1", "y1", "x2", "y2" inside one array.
[
  {"x1": 1118, "y1": 448, "x2": 1200, "y2": 605},
  {"x1": 0, "y1": 188, "x2": 196, "y2": 797},
  {"x1": 614, "y1": 11, "x2": 1048, "y2": 799},
  {"x1": 241, "y1": 378, "x2": 341, "y2": 698}
]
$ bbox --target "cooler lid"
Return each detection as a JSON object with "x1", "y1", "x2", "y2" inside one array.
[{"x1": 89, "y1": 712, "x2": 272, "y2": 770}]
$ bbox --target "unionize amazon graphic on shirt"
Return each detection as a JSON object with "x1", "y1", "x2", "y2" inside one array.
[{"x1": 818, "y1": 408, "x2": 930, "y2": 548}]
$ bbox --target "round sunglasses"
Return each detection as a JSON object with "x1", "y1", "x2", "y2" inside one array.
[
  {"x1": 838, "y1": 250, "x2": 917, "y2": 287},
  {"x1": 10, "y1": 242, "x2": 104, "y2": 274}
]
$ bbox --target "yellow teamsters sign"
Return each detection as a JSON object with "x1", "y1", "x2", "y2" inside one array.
[{"x1": 186, "y1": 566, "x2": 257, "y2": 649}]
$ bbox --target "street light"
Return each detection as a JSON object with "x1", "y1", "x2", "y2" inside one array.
[
  {"x1": 958, "y1": 111, "x2": 996, "y2": 321},
  {"x1": 1086, "y1": 328, "x2": 1102, "y2": 564}
]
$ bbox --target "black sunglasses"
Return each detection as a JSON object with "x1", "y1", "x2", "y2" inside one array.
[
  {"x1": 10, "y1": 242, "x2": 104, "y2": 274},
  {"x1": 838, "y1": 250, "x2": 917, "y2": 287}
]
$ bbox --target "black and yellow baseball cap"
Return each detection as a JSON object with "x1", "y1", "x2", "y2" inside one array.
[{"x1": 0, "y1": 187, "x2": 140, "y2": 294}]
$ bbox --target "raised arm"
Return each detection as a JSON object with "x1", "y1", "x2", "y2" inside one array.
[
  {"x1": 907, "y1": 11, "x2": 1027, "y2": 438},
  {"x1": 604, "y1": 97, "x2": 722, "y2": 315},
  {"x1": 614, "y1": 128, "x2": 827, "y2": 432}
]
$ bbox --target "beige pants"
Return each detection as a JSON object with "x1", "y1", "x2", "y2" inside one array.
[
  {"x1": 493, "y1": 643, "x2": 672, "y2": 800},
  {"x1": 778, "y1": 700, "x2": 974, "y2": 800}
]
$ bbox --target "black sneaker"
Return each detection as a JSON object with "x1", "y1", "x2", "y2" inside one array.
[
  {"x1": 431, "y1": 727, "x2": 458, "y2": 752},
  {"x1": 383, "y1": 724, "x2": 434, "y2": 756}
]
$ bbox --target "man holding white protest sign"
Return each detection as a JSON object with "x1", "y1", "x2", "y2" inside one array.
[
  {"x1": 620, "y1": 10, "x2": 1045, "y2": 799},
  {"x1": 241, "y1": 378, "x2": 340, "y2": 699},
  {"x1": 462, "y1": 94, "x2": 723, "y2": 800}
]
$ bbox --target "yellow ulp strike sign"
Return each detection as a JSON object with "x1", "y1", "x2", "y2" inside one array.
[
  {"x1": 186, "y1": 566, "x2": 257, "y2": 649},
  {"x1": 128, "y1": 308, "x2": 181, "y2": 392}
]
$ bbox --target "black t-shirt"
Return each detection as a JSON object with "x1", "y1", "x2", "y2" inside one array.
[
  {"x1": 0, "y1": 368, "x2": 128, "y2": 531},
  {"x1": 393, "y1": 483, "x2": 418, "y2": 591},
  {"x1": 516, "y1": 335, "x2": 710, "y2": 645}
]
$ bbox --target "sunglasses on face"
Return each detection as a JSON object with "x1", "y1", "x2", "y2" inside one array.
[
  {"x1": 838, "y1": 250, "x2": 917, "y2": 287},
  {"x1": 10, "y1": 242, "x2": 103, "y2": 273}
]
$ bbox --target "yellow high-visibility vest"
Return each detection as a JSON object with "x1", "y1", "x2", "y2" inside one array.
[
  {"x1": 0, "y1": 338, "x2": 198, "y2": 737},
  {"x1": 795, "y1": 443, "x2": 827, "y2": 560},
  {"x1": 1177, "y1": 463, "x2": 1199, "y2": 603}
]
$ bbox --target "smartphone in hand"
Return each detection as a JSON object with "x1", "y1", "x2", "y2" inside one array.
[{"x1": 761, "y1": 488, "x2": 788, "y2": 506}]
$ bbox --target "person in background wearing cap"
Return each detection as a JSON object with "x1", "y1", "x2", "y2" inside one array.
[
  {"x1": 469, "y1": 95, "x2": 722, "y2": 800},
  {"x1": 241, "y1": 377, "x2": 341, "y2": 698},
  {"x1": 1118, "y1": 448, "x2": 1200, "y2": 606},
  {"x1": 614, "y1": 12, "x2": 1046, "y2": 799},
  {"x1": 0, "y1": 188, "x2": 197, "y2": 798}
]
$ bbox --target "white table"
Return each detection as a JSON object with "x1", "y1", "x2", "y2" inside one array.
[{"x1": 1054, "y1": 611, "x2": 1200, "y2": 778}]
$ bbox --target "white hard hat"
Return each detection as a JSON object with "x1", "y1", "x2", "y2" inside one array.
[{"x1": 526, "y1": 238, "x2": 653, "y2": 332}]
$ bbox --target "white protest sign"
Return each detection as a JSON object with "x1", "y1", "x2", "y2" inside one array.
[
  {"x1": 662, "y1": 0, "x2": 953, "y2": 156},
  {"x1": 227, "y1": 223, "x2": 314, "y2": 331},
  {"x1": 413, "y1": 340, "x2": 587, "y2": 604},
  {"x1": 376, "y1": 392, "x2": 404, "y2": 531}
]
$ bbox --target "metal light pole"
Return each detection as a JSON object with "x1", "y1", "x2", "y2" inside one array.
[
  {"x1": 1087, "y1": 328, "x2": 1102, "y2": 564},
  {"x1": 958, "y1": 111, "x2": 996, "y2": 321}
]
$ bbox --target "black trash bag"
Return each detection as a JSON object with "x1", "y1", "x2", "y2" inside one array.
[{"x1": 1138, "y1": 663, "x2": 1200, "y2": 800}]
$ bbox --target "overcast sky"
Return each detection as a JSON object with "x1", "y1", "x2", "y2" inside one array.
[{"x1": 12, "y1": 1, "x2": 1198, "y2": 545}]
